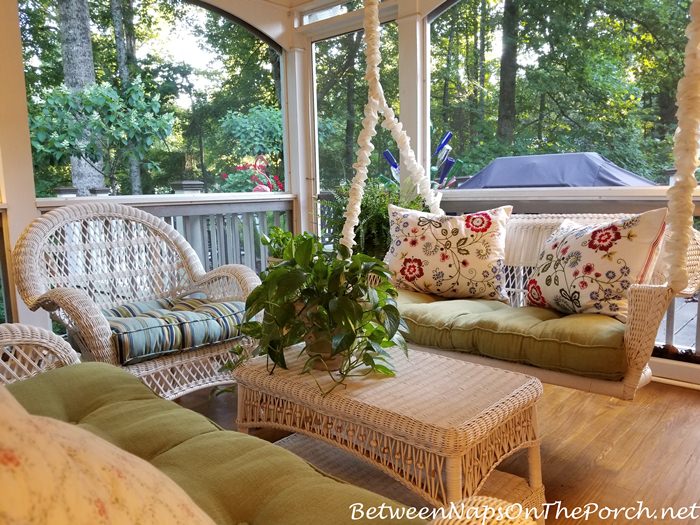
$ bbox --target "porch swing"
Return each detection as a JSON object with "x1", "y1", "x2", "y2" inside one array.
[{"x1": 342, "y1": 0, "x2": 700, "y2": 400}]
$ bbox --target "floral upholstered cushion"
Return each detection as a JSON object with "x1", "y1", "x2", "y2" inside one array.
[
  {"x1": 526, "y1": 208, "x2": 667, "y2": 321},
  {"x1": 0, "y1": 385, "x2": 216, "y2": 525},
  {"x1": 385, "y1": 205, "x2": 512, "y2": 300}
]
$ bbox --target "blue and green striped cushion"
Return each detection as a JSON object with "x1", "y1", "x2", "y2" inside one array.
[
  {"x1": 102, "y1": 298, "x2": 175, "y2": 318},
  {"x1": 107, "y1": 298, "x2": 246, "y2": 365},
  {"x1": 107, "y1": 316, "x2": 181, "y2": 365},
  {"x1": 193, "y1": 302, "x2": 244, "y2": 340}
]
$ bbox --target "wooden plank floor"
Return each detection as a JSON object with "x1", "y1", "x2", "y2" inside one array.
[{"x1": 180, "y1": 381, "x2": 700, "y2": 524}]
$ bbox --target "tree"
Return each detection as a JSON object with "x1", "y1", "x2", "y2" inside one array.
[
  {"x1": 30, "y1": 80, "x2": 174, "y2": 192},
  {"x1": 110, "y1": 0, "x2": 143, "y2": 193},
  {"x1": 56, "y1": 0, "x2": 104, "y2": 194},
  {"x1": 496, "y1": 0, "x2": 518, "y2": 144}
]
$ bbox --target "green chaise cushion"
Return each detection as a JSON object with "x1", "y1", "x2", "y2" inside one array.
[
  {"x1": 398, "y1": 289, "x2": 627, "y2": 381},
  {"x1": 7, "y1": 363, "x2": 425, "y2": 525}
]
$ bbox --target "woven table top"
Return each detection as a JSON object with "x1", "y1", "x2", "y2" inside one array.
[{"x1": 234, "y1": 347, "x2": 543, "y2": 453}]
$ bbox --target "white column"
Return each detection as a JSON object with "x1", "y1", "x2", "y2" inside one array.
[
  {"x1": 397, "y1": 8, "x2": 431, "y2": 194},
  {"x1": 0, "y1": 1, "x2": 49, "y2": 327},
  {"x1": 283, "y1": 43, "x2": 317, "y2": 234}
]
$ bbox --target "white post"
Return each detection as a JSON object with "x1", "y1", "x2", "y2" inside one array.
[
  {"x1": 0, "y1": 1, "x2": 49, "y2": 327},
  {"x1": 283, "y1": 43, "x2": 317, "y2": 235},
  {"x1": 397, "y1": 5, "x2": 430, "y2": 195}
]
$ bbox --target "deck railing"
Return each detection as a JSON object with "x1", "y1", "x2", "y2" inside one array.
[{"x1": 36, "y1": 192, "x2": 296, "y2": 273}]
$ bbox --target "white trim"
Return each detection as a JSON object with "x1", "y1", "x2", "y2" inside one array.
[
  {"x1": 439, "y1": 186, "x2": 700, "y2": 214},
  {"x1": 652, "y1": 375, "x2": 700, "y2": 391},
  {"x1": 298, "y1": 0, "x2": 398, "y2": 42},
  {"x1": 650, "y1": 357, "x2": 700, "y2": 385},
  {"x1": 397, "y1": 12, "x2": 429, "y2": 187},
  {"x1": 283, "y1": 45, "x2": 317, "y2": 234},
  {"x1": 201, "y1": 0, "x2": 293, "y2": 49}
]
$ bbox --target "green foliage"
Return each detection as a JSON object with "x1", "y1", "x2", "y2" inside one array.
[
  {"x1": 430, "y1": 0, "x2": 688, "y2": 183},
  {"x1": 323, "y1": 179, "x2": 424, "y2": 259},
  {"x1": 236, "y1": 233, "x2": 408, "y2": 394},
  {"x1": 220, "y1": 105, "x2": 283, "y2": 159},
  {"x1": 262, "y1": 226, "x2": 294, "y2": 259},
  {"x1": 29, "y1": 78, "x2": 174, "y2": 189}
]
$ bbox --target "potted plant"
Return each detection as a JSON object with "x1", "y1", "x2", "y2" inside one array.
[
  {"x1": 322, "y1": 178, "x2": 423, "y2": 260},
  {"x1": 237, "y1": 232, "x2": 408, "y2": 393},
  {"x1": 261, "y1": 226, "x2": 293, "y2": 267}
]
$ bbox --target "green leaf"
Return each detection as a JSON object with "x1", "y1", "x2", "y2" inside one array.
[
  {"x1": 372, "y1": 364, "x2": 395, "y2": 377},
  {"x1": 381, "y1": 304, "x2": 402, "y2": 338}
]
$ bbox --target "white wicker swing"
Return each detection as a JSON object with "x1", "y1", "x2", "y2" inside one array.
[{"x1": 342, "y1": 0, "x2": 700, "y2": 400}]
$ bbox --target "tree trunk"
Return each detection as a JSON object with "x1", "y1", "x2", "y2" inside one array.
[
  {"x1": 496, "y1": 0, "x2": 518, "y2": 145},
  {"x1": 57, "y1": 0, "x2": 103, "y2": 195},
  {"x1": 469, "y1": 1, "x2": 479, "y2": 142},
  {"x1": 111, "y1": 0, "x2": 141, "y2": 194},
  {"x1": 537, "y1": 93, "x2": 546, "y2": 141},
  {"x1": 268, "y1": 48, "x2": 282, "y2": 108},
  {"x1": 442, "y1": 18, "x2": 456, "y2": 129},
  {"x1": 478, "y1": 0, "x2": 487, "y2": 121}
]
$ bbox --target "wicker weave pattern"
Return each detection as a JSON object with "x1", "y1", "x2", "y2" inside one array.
[
  {"x1": 13, "y1": 202, "x2": 261, "y2": 399},
  {"x1": 235, "y1": 349, "x2": 543, "y2": 507},
  {"x1": 431, "y1": 496, "x2": 539, "y2": 525},
  {"x1": 0, "y1": 323, "x2": 79, "y2": 384}
]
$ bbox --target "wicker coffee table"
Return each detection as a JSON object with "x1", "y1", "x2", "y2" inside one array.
[{"x1": 234, "y1": 348, "x2": 544, "y2": 509}]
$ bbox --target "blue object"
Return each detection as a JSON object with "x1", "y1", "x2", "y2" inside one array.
[
  {"x1": 383, "y1": 150, "x2": 398, "y2": 169},
  {"x1": 458, "y1": 152, "x2": 657, "y2": 188},
  {"x1": 438, "y1": 156, "x2": 456, "y2": 185},
  {"x1": 433, "y1": 131, "x2": 453, "y2": 156}
]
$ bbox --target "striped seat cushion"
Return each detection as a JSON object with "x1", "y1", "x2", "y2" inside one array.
[{"x1": 106, "y1": 298, "x2": 245, "y2": 365}]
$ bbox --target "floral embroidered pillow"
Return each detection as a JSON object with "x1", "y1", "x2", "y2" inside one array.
[
  {"x1": 525, "y1": 208, "x2": 667, "y2": 322},
  {"x1": 384, "y1": 205, "x2": 512, "y2": 300}
]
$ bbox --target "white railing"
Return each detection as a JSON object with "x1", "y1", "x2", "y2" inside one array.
[{"x1": 36, "y1": 192, "x2": 296, "y2": 273}]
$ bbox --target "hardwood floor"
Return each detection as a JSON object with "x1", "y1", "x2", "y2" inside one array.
[{"x1": 179, "y1": 381, "x2": 700, "y2": 524}]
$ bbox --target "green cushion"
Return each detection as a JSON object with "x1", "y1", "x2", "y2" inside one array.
[
  {"x1": 105, "y1": 298, "x2": 245, "y2": 365},
  {"x1": 8, "y1": 364, "x2": 425, "y2": 525},
  {"x1": 398, "y1": 289, "x2": 627, "y2": 380}
]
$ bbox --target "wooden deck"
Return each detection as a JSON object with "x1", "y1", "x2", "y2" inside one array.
[{"x1": 657, "y1": 297, "x2": 698, "y2": 351}]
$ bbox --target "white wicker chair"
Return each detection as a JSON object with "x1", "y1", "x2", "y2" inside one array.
[
  {"x1": 0, "y1": 323, "x2": 79, "y2": 385},
  {"x1": 12, "y1": 202, "x2": 261, "y2": 399}
]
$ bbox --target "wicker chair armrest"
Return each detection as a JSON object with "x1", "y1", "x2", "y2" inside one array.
[
  {"x1": 0, "y1": 323, "x2": 80, "y2": 384},
  {"x1": 32, "y1": 288, "x2": 115, "y2": 364},
  {"x1": 622, "y1": 283, "x2": 674, "y2": 397},
  {"x1": 188, "y1": 264, "x2": 261, "y2": 302}
]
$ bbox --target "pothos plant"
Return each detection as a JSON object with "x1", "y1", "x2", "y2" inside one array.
[{"x1": 235, "y1": 232, "x2": 408, "y2": 394}]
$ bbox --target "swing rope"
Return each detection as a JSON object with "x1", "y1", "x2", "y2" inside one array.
[
  {"x1": 666, "y1": 0, "x2": 700, "y2": 293},
  {"x1": 339, "y1": 0, "x2": 443, "y2": 255}
]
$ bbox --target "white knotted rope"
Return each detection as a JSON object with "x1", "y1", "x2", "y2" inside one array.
[
  {"x1": 666, "y1": 0, "x2": 700, "y2": 292},
  {"x1": 340, "y1": 0, "x2": 444, "y2": 253}
]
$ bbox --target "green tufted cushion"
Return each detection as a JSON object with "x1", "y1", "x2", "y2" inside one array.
[
  {"x1": 398, "y1": 289, "x2": 627, "y2": 381},
  {"x1": 105, "y1": 298, "x2": 245, "y2": 365},
  {"x1": 7, "y1": 364, "x2": 425, "y2": 525}
]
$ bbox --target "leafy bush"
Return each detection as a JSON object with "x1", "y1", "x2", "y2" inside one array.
[
  {"x1": 29, "y1": 77, "x2": 174, "y2": 189},
  {"x1": 322, "y1": 179, "x2": 424, "y2": 259}
]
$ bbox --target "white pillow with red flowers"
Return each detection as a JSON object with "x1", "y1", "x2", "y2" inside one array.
[
  {"x1": 525, "y1": 208, "x2": 667, "y2": 322},
  {"x1": 384, "y1": 205, "x2": 512, "y2": 300}
]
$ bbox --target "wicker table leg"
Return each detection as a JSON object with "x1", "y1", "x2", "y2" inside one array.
[
  {"x1": 236, "y1": 385, "x2": 249, "y2": 434},
  {"x1": 445, "y1": 456, "x2": 463, "y2": 503},
  {"x1": 527, "y1": 409, "x2": 545, "y2": 525}
]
